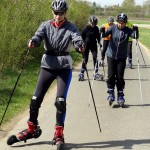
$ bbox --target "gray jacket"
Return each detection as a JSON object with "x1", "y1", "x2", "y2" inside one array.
[
  {"x1": 102, "y1": 25, "x2": 138, "y2": 59},
  {"x1": 31, "y1": 19, "x2": 84, "y2": 69}
]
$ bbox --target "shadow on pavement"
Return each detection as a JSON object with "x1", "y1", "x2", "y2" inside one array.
[
  {"x1": 10, "y1": 140, "x2": 52, "y2": 147},
  {"x1": 112, "y1": 103, "x2": 150, "y2": 108},
  {"x1": 124, "y1": 78, "x2": 149, "y2": 81},
  {"x1": 64, "y1": 139, "x2": 150, "y2": 149},
  {"x1": 10, "y1": 138, "x2": 150, "y2": 149}
]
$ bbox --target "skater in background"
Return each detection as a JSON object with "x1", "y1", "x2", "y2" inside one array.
[
  {"x1": 100, "y1": 13, "x2": 139, "y2": 106},
  {"x1": 78, "y1": 15, "x2": 101, "y2": 81},
  {"x1": 126, "y1": 21, "x2": 133, "y2": 69},
  {"x1": 99, "y1": 16, "x2": 115, "y2": 66},
  {"x1": 7, "y1": 0, "x2": 85, "y2": 146}
]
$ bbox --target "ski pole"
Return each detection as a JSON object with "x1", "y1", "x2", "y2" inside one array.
[
  {"x1": 82, "y1": 55, "x2": 102, "y2": 132},
  {"x1": 0, "y1": 49, "x2": 30, "y2": 127},
  {"x1": 98, "y1": 44, "x2": 105, "y2": 77},
  {"x1": 136, "y1": 40, "x2": 146, "y2": 67},
  {"x1": 102, "y1": 65, "x2": 105, "y2": 77},
  {"x1": 135, "y1": 38, "x2": 144, "y2": 106},
  {"x1": 88, "y1": 58, "x2": 98, "y2": 107},
  {"x1": 88, "y1": 44, "x2": 103, "y2": 106}
]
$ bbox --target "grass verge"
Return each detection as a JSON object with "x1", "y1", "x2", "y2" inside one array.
[{"x1": 139, "y1": 28, "x2": 150, "y2": 49}]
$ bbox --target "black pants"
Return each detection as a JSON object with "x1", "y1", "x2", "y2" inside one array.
[
  {"x1": 81, "y1": 45, "x2": 98, "y2": 73},
  {"x1": 127, "y1": 41, "x2": 132, "y2": 60},
  {"x1": 107, "y1": 56, "x2": 126, "y2": 91},
  {"x1": 101, "y1": 40, "x2": 109, "y2": 60},
  {"x1": 29, "y1": 68, "x2": 72, "y2": 126}
]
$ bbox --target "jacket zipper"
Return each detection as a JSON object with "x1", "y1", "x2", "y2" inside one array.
[{"x1": 115, "y1": 30, "x2": 122, "y2": 60}]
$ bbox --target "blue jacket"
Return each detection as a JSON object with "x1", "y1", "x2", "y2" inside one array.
[{"x1": 102, "y1": 24, "x2": 138, "y2": 59}]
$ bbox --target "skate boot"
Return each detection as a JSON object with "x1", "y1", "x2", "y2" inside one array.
[
  {"x1": 107, "y1": 89, "x2": 115, "y2": 106},
  {"x1": 7, "y1": 121, "x2": 42, "y2": 145},
  {"x1": 128, "y1": 59, "x2": 132, "y2": 69},
  {"x1": 78, "y1": 73, "x2": 84, "y2": 81},
  {"x1": 52, "y1": 126, "x2": 64, "y2": 149},
  {"x1": 94, "y1": 73, "x2": 104, "y2": 81},
  {"x1": 99, "y1": 59, "x2": 104, "y2": 67},
  {"x1": 94, "y1": 73, "x2": 100, "y2": 80},
  {"x1": 117, "y1": 91, "x2": 125, "y2": 107}
]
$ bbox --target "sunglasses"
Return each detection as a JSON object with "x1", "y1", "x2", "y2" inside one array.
[{"x1": 53, "y1": 11, "x2": 65, "y2": 16}]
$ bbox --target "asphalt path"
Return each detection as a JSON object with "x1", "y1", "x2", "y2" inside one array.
[{"x1": 0, "y1": 40, "x2": 150, "y2": 150}]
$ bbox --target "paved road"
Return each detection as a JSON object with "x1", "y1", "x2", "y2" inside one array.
[
  {"x1": 0, "y1": 40, "x2": 150, "y2": 150},
  {"x1": 134, "y1": 24, "x2": 150, "y2": 29}
]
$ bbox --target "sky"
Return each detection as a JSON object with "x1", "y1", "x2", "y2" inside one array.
[{"x1": 86, "y1": 0, "x2": 146, "y2": 7}]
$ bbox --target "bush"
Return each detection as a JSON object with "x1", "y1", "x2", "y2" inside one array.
[{"x1": 0, "y1": 0, "x2": 91, "y2": 70}]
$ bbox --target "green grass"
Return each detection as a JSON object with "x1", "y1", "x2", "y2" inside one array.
[
  {"x1": 0, "y1": 57, "x2": 40, "y2": 125},
  {"x1": 97, "y1": 16, "x2": 150, "y2": 25},
  {"x1": 97, "y1": 17, "x2": 107, "y2": 26},
  {"x1": 0, "y1": 50, "x2": 82, "y2": 127},
  {"x1": 139, "y1": 28, "x2": 150, "y2": 49},
  {"x1": 130, "y1": 20, "x2": 150, "y2": 25}
]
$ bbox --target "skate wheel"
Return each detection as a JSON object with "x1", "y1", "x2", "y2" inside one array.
[
  {"x1": 121, "y1": 104, "x2": 124, "y2": 108},
  {"x1": 94, "y1": 74, "x2": 100, "y2": 80},
  {"x1": 109, "y1": 101, "x2": 113, "y2": 106},
  {"x1": 118, "y1": 101, "x2": 124, "y2": 107},
  {"x1": 7, "y1": 135, "x2": 19, "y2": 145},
  {"x1": 100, "y1": 74, "x2": 104, "y2": 81},
  {"x1": 120, "y1": 102, "x2": 125, "y2": 108},
  {"x1": 52, "y1": 139, "x2": 56, "y2": 145},
  {"x1": 78, "y1": 77, "x2": 84, "y2": 81},
  {"x1": 56, "y1": 140, "x2": 63, "y2": 150},
  {"x1": 34, "y1": 128, "x2": 42, "y2": 138}
]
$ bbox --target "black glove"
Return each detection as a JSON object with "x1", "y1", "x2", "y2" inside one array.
[
  {"x1": 99, "y1": 59, "x2": 105, "y2": 67},
  {"x1": 98, "y1": 42, "x2": 102, "y2": 48},
  {"x1": 75, "y1": 41, "x2": 85, "y2": 53},
  {"x1": 133, "y1": 26, "x2": 138, "y2": 31},
  {"x1": 100, "y1": 27, "x2": 105, "y2": 33},
  {"x1": 28, "y1": 38, "x2": 40, "y2": 48},
  {"x1": 133, "y1": 26, "x2": 139, "y2": 39}
]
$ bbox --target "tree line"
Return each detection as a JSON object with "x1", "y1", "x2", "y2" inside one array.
[{"x1": 92, "y1": 0, "x2": 150, "y2": 18}]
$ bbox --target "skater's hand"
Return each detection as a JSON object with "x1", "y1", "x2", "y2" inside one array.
[
  {"x1": 100, "y1": 27, "x2": 105, "y2": 33},
  {"x1": 78, "y1": 47, "x2": 85, "y2": 53},
  {"x1": 78, "y1": 43, "x2": 85, "y2": 53},
  {"x1": 76, "y1": 42, "x2": 85, "y2": 53},
  {"x1": 28, "y1": 39, "x2": 36, "y2": 48},
  {"x1": 133, "y1": 25, "x2": 138, "y2": 31},
  {"x1": 99, "y1": 59, "x2": 104, "y2": 66},
  {"x1": 99, "y1": 43, "x2": 102, "y2": 48},
  {"x1": 133, "y1": 26, "x2": 139, "y2": 39}
]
